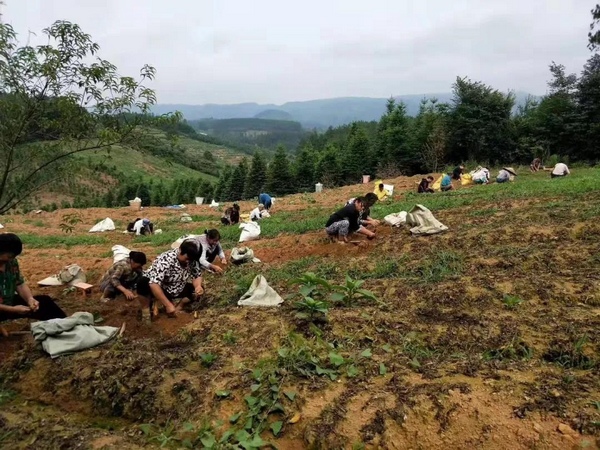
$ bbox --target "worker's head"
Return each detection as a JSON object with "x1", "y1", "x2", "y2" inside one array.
[
  {"x1": 178, "y1": 240, "x2": 200, "y2": 267},
  {"x1": 0, "y1": 233, "x2": 22, "y2": 263},
  {"x1": 258, "y1": 204, "x2": 265, "y2": 211},
  {"x1": 354, "y1": 197, "x2": 366, "y2": 212},
  {"x1": 460, "y1": 165, "x2": 465, "y2": 170},
  {"x1": 233, "y1": 203, "x2": 240, "y2": 211},
  {"x1": 427, "y1": 176, "x2": 434, "y2": 182},
  {"x1": 364, "y1": 192, "x2": 378, "y2": 207},
  {"x1": 378, "y1": 183, "x2": 384, "y2": 190},
  {"x1": 205, "y1": 228, "x2": 221, "y2": 246},
  {"x1": 129, "y1": 251, "x2": 147, "y2": 270}
]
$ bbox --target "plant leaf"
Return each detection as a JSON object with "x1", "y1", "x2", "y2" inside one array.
[
  {"x1": 229, "y1": 412, "x2": 242, "y2": 424},
  {"x1": 284, "y1": 391, "x2": 296, "y2": 401},
  {"x1": 330, "y1": 292, "x2": 346, "y2": 303},
  {"x1": 347, "y1": 365, "x2": 359, "y2": 378},
  {"x1": 251, "y1": 383, "x2": 261, "y2": 392},
  {"x1": 215, "y1": 390, "x2": 230, "y2": 398},
  {"x1": 360, "y1": 348, "x2": 372, "y2": 358},
  {"x1": 270, "y1": 420, "x2": 283, "y2": 436},
  {"x1": 245, "y1": 395, "x2": 258, "y2": 406},
  {"x1": 329, "y1": 352, "x2": 345, "y2": 367},
  {"x1": 200, "y1": 432, "x2": 217, "y2": 447},
  {"x1": 379, "y1": 363, "x2": 387, "y2": 375},
  {"x1": 382, "y1": 344, "x2": 392, "y2": 353}
]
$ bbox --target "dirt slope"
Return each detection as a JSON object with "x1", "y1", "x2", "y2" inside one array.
[{"x1": 1, "y1": 171, "x2": 600, "y2": 449}]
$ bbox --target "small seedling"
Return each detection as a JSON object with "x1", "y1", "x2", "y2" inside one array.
[
  {"x1": 222, "y1": 330, "x2": 237, "y2": 345},
  {"x1": 330, "y1": 276, "x2": 379, "y2": 306},
  {"x1": 294, "y1": 297, "x2": 329, "y2": 320},
  {"x1": 200, "y1": 353, "x2": 217, "y2": 367},
  {"x1": 502, "y1": 294, "x2": 524, "y2": 309}
]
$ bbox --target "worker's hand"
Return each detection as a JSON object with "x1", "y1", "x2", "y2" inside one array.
[
  {"x1": 27, "y1": 297, "x2": 39, "y2": 312},
  {"x1": 194, "y1": 285, "x2": 205, "y2": 297},
  {"x1": 13, "y1": 305, "x2": 31, "y2": 315},
  {"x1": 124, "y1": 290, "x2": 136, "y2": 301},
  {"x1": 165, "y1": 303, "x2": 177, "y2": 317},
  {"x1": 220, "y1": 257, "x2": 228, "y2": 265},
  {"x1": 211, "y1": 265, "x2": 224, "y2": 274}
]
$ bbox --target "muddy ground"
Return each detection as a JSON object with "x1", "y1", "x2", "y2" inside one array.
[{"x1": 1, "y1": 171, "x2": 600, "y2": 449}]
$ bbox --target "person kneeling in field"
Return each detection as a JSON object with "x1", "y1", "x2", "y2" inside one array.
[
  {"x1": 418, "y1": 176, "x2": 435, "y2": 193},
  {"x1": 440, "y1": 173, "x2": 454, "y2": 191},
  {"x1": 185, "y1": 229, "x2": 227, "y2": 275},
  {"x1": 551, "y1": 162, "x2": 570, "y2": 178},
  {"x1": 250, "y1": 204, "x2": 265, "y2": 221},
  {"x1": 0, "y1": 233, "x2": 66, "y2": 336},
  {"x1": 221, "y1": 203, "x2": 240, "y2": 226},
  {"x1": 127, "y1": 218, "x2": 154, "y2": 236},
  {"x1": 325, "y1": 197, "x2": 376, "y2": 243},
  {"x1": 136, "y1": 241, "x2": 203, "y2": 320},
  {"x1": 347, "y1": 193, "x2": 380, "y2": 228},
  {"x1": 99, "y1": 251, "x2": 147, "y2": 302}
]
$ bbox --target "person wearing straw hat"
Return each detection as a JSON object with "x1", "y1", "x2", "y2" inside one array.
[
  {"x1": 0, "y1": 234, "x2": 66, "y2": 333},
  {"x1": 496, "y1": 167, "x2": 517, "y2": 183}
]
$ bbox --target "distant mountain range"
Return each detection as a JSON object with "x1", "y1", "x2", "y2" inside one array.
[{"x1": 151, "y1": 92, "x2": 537, "y2": 129}]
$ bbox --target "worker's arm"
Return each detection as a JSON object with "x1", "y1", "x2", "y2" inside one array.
[
  {"x1": 149, "y1": 283, "x2": 175, "y2": 314},
  {"x1": 15, "y1": 282, "x2": 39, "y2": 311},
  {"x1": 192, "y1": 276, "x2": 204, "y2": 296}
]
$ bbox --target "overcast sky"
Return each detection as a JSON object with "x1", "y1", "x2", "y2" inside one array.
[{"x1": 4, "y1": 0, "x2": 596, "y2": 104}]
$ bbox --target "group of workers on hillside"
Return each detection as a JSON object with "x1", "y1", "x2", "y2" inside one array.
[{"x1": 0, "y1": 160, "x2": 574, "y2": 331}]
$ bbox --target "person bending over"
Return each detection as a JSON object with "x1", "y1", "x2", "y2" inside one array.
[
  {"x1": 440, "y1": 173, "x2": 454, "y2": 191},
  {"x1": 127, "y1": 218, "x2": 154, "y2": 236},
  {"x1": 258, "y1": 193, "x2": 273, "y2": 211},
  {"x1": 551, "y1": 163, "x2": 570, "y2": 178},
  {"x1": 186, "y1": 229, "x2": 227, "y2": 275},
  {"x1": 0, "y1": 234, "x2": 66, "y2": 335},
  {"x1": 221, "y1": 204, "x2": 240, "y2": 226},
  {"x1": 99, "y1": 251, "x2": 147, "y2": 302},
  {"x1": 418, "y1": 176, "x2": 435, "y2": 193},
  {"x1": 347, "y1": 192, "x2": 380, "y2": 227},
  {"x1": 325, "y1": 197, "x2": 376, "y2": 243},
  {"x1": 250, "y1": 204, "x2": 265, "y2": 221},
  {"x1": 136, "y1": 241, "x2": 202, "y2": 319},
  {"x1": 452, "y1": 165, "x2": 465, "y2": 180}
]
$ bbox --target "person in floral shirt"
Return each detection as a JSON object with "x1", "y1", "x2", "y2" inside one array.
[{"x1": 136, "y1": 241, "x2": 202, "y2": 320}]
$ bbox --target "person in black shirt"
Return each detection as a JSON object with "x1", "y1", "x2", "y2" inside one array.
[
  {"x1": 418, "y1": 176, "x2": 435, "y2": 193},
  {"x1": 325, "y1": 197, "x2": 376, "y2": 243},
  {"x1": 221, "y1": 204, "x2": 240, "y2": 225},
  {"x1": 346, "y1": 192, "x2": 380, "y2": 227},
  {"x1": 452, "y1": 165, "x2": 465, "y2": 180}
]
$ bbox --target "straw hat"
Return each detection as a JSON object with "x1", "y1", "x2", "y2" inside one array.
[{"x1": 503, "y1": 167, "x2": 517, "y2": 176}]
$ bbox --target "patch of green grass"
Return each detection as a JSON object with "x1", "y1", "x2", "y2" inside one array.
[
  {"x1": 412, "y1": 250, "x2": 464, "y2": 284},
  {"x1": 469, "y1": 208, "x2": 498, "y2": 217},
  {"x1": 20, "y1": 234, "x2": 109, "y2": 249}
]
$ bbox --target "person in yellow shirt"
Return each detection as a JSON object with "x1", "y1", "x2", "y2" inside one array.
[{"x1": 373, "y1": 182, "x2": 388, "y2": 201}]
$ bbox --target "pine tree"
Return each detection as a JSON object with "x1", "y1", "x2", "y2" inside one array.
[
  {"x1": 103, "y1": 190, "x2": 115, "y2": 208},
  {"x1": 266, "y1": 145, "x2": 295, "y2": 196},
  {"x1": 214, "y1": 165, "x2": 233, "y2": 201},
  {"x1": 151, "y1": 182, "x2": 165, "y2": 206},
  {"x1": 342, "y1": 124, "x2": 372, "y2": 184},
  {"x1": 293, "y1": 143, "x2": 316, "y2": 192},
  {"x1": 314, "y1": 144, "x2": 341, "y2": 187},
  {"x1": 243, "y1": 151, "x2": 268, "y2": 199},
  {"x1": 226, "y1": 158, "x2": 248, "y2": 201},
  {"x1": 136, "y1": 183, "x2": 151, "y2": 206}
]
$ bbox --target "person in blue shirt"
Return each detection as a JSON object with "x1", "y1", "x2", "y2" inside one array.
[
  {"x1": 440, "y1": 174, "x2": 454, "y2": 192},
  {"x1": 258, "y1": 193, "x2": 272, "y2": 211}
]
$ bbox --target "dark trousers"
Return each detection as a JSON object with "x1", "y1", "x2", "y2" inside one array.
[
  {"x1": 551, "y1": 173, "x2": 566, "y2": 178},
  {"x1": 136, "y1": 277, "x2": 194, "y2": 301},
  {"x1": 0, "y1": 295, "x2": 66, "y2": 322}
]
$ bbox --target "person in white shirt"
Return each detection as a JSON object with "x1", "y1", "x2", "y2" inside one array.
[
  {"x1": 250, "y1": 204, "x2": 265, "y2": 221},
  {"x1": 551, "y1": 163, "x2": 570, "y2": 178},
  {"x1": 185, "y1": 229, "x2": 227, "y2": 274},
  {"x1": 128, "y1": 218, "x2": 154, "y2": 235}
]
